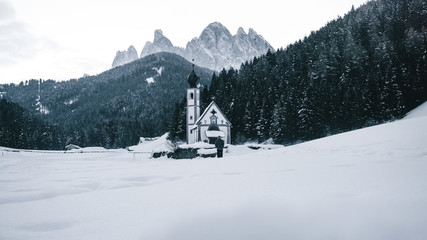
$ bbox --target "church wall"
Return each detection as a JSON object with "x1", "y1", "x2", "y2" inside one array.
[
  {"x1": 199, "y1": 126, "x2": 209, "y2": 143},
  {"x1": 186, "y1": 88, "x2": 200, "y2": 144},
  {"x1": 197, "y1": 124, "x2": 230, "y2": 144},
  {"x1": 193, "y1": 102, "x2": 231, "y2": 145},
  {"x1": 219, "y1": 126, "x2": 231, "y2": 144}
]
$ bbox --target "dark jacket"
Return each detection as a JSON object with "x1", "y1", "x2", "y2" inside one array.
[{"x1": 215, "y1": 137, "x2": 225, "y2": 150}]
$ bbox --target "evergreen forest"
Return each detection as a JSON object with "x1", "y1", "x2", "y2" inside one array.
[
  {"x1": 0, "y1": 99, "x2": 62, "y2": 150},
  {"x1": 169, "y1": 0, "x2": 427, "y2": 144}
]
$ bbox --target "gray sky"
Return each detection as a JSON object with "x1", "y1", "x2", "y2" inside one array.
[{"x1": 0, "y1": 0, "x2": 367, "y2": 84}]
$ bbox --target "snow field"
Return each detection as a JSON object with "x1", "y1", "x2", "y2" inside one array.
[{"x1": 1, "y1": 108, "x2": 427, "y2": 239}]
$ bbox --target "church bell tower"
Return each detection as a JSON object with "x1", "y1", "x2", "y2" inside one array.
[{"x1": 186, "y1": 63, "x2": 200, "y2": 144}]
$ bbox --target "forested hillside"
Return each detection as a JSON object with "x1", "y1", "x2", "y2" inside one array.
[
  {"x1": 2, "y1": 0, "x2": 426, "y2": 149},
  {"x1": 2, "y1": 53, "x2": 213, "y2": 148},
  {"x1": 171, "y1": 0, "x2": 427, "y2": 144},
  {"x1": 0, "y1": 99, "x2": 62, "y2": 150}
]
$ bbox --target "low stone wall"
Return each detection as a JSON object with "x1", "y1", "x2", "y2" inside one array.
[
  {"x1": 162, "y1": 147, "x2": 228, "y2": 159},
  {"x1": 152, "y1": 145, "x2": 230, "y2": 159},
  {"x1": 167, "y1": 148, "x2": 199, "y2": 159}
]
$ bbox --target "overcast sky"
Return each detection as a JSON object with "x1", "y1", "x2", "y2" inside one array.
[{"x1": 0, "y1": 0, "x2": 367, "y2": 84}]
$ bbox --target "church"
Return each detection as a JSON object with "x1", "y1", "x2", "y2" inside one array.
[{"x1": 186, "y1": 65, "x2": 231, "y2": 145}]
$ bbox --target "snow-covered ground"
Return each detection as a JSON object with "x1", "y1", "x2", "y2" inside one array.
[
  {"x1": 405, "y1": 101, "x2": 427, "y2": 119},
  {"x1": 1, "y1": 103, "x2": 427, "y2": 240}
]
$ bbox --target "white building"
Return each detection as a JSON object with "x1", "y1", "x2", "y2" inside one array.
[{"x1": 186, "y1": 65, "x2": 231, "y2": 144}]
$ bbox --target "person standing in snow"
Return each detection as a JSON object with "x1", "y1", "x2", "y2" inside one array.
[{"x1": 215, "y1": 136, "x2": 224, "y2": 158}]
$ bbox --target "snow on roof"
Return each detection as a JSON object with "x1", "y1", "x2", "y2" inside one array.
[
  {"x1": 127, "y1": 133, "x2": 173, "y2": 153},
  {"x1": 65, "y1": 144, "x2": 81, "y2": 149},
  {"x1": 205, "y1": 130, "x2": 225, "y2": 138},
  {"x1": 178, "y1": 142, "x2": 215, "y2": 149}
]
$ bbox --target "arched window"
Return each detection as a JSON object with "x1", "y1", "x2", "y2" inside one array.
[{"x1": 190, "y1": 93, "x2": 194, "y2": 99}]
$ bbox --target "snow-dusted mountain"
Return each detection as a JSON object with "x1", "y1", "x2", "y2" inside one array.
[
  {"x1": 139, "y1": 30, "x2": 186, "y2": 59},
  {"x1": 184, "y1": 22, "x2": 273, "y2": 71},
  {"x1": 114, "y1": 22, "x2": 274, "y2": 71},
  {"x1": 112, "y1": 45, "x2": 138, "y2": 68}
]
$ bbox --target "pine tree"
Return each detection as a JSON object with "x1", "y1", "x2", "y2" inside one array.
[{"x1": 168, "y1": 98, "x2": 186, "y2": 142}]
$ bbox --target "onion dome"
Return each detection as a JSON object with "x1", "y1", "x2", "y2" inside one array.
[{"x1": 187, "y1": 64, "x2": 199, "y2": 88}]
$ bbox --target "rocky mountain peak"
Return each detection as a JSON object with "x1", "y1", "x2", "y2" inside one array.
[
  {"x1": 248, "y1": 28, "x2": 256, "y2": 36},
  {"x1": 115, "y1": 22, "x2": 274, "y2": 71},
  {"x1": 140, "y1": 29, "x2": 182, "y2": 59},
  {"x1": 236, "y1": 27, "x2": 247, "y2": 36},
  {"x1": 153, "y1": 29, "x2": 173, "y2": 48},
  {"x1": 203, "y1": 22, "x2": 229, "y2": 34},
  {"x1": 128, "y1": 45, "x2": 137, "y2": 53},
  {"x1": 247, "y1": 28, "x2": 271, "y2": 53},
  {"x1": 199, "y1": 22, "x2": 232, "y2": 47},
  {"x1": 112, "y1": 45, "x2": 138, "y2": 68},
  {"x1": 154, "y1": 29, "x2": 164, "y2": 41}
]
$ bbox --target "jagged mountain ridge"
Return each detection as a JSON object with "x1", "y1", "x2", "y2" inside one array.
[{"x1": 113, "y1": 22, "x2": 274, "y2": 71}]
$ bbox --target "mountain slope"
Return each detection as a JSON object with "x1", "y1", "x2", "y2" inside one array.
[
  {"x1": 2, "y1": 52, "x2": 213, "y2": 148},
  {"x1": 1, "y1": 102, "x2": 426, "y2": 240}
]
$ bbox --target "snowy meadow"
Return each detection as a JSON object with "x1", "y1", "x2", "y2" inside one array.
[{"x1": 1, "y1": 103, "x2": 427, "y2": 240}]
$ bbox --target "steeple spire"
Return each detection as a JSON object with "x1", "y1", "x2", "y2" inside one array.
[{"x1": 187, "y1": 59, "x2": 199, "y2": 88}]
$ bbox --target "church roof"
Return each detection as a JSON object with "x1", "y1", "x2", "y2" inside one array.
[{"x1": 194, "y1": 101, "x2": 232, "y2": 127}]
